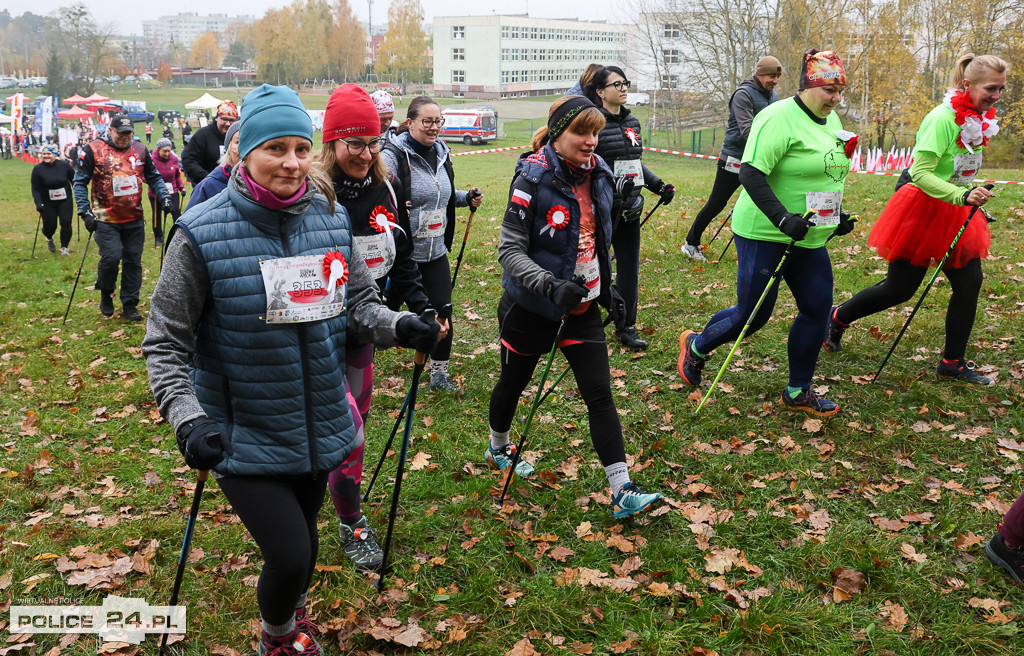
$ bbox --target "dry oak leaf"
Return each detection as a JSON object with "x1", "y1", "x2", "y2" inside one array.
[
  {"x1": 900, "y1": 543, "x2": 927, "y2": 564},
  {"x1": 953, "y1": 532, "x2": 985, "y2": 550},
  {"x1": 393, "y1": 623, "x2": 431, "y2": 647},
  {"x1": 830, "y1": 567, "x2": 866, "y2": 602},
  {"x1": 879, "y1": 600, "x2": 909, "y2": 632},
  {"x1": 547, "y1": 546, "x2": 574, "y2": 562},
  {"x1": 610, "y1": 637, "x2": 639, "y2": 654},
  {"x1": 210, "y1": 646, "x2": 243, "y2": 656},
  {"x1": 802, "y1": 417, "x2": 823, "y2": 433},
  {"x1": 646, "y1": 581, "x2": 672, "y2": 597},
  {"x1": 506, "y1": 638, "x2": 540, "y2": 656},
  {"x1": 408, "y1": 452, "x2": 432, "y2": 471},
  {"x1": 871, "y1": 516, "x2": 910, "y2": 532}
]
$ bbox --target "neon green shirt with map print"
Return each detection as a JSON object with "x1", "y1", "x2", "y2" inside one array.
[{"x1": 732, "y1": 97, "x2": 851, "y2": 249}]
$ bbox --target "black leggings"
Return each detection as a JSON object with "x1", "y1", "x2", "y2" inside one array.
[
  {"x1": 835, "y1": 258, "x2": 983, "y2": 361},
  {"x1": 40, "y1": 199, "x2": 74, "y2": 248},
  {"x1": 417, "y1": 256, "x2": 454, "y2": 361},
  {"x1": 489, "y1": 301, "x2": 626, "y2": 467},
  {"x1": 686, "y1": 158, "x2": 741, "y2": 246},
  {"x1": 611, "y1": 218, "x2": 641, "y2": 327},
  {"x1": 217, "y1": 474, "x2": 327, "y2": 625}
]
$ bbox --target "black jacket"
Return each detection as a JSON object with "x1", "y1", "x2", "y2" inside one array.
[
  {"x1": 31, "y1": 160, "x2": 74, "y2": 208},
  {"x1": 595, "y1": 107, "x2": 664, "y2": 221},
  {"x1": 181, "y1": 123, "x2": 225, "y2": 185}
]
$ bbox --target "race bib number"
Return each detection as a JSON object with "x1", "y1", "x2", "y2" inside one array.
[
  {"x1": 724, "y1": 156, "x2": 742, "y2": 174},
  {"x1": 805, "y1": 191, "x2": 843, "y2": 226},
  {"x1": 260, "y1": 254, "x2": 346, "y2": 324},
  {"x1": 353, "y1": 232, "x2": 396, "y2": 276},
  {"x1": 613, "y1": 159, "x2": 645, "y2": 187},
  {"x1": 416, "y1": 208, "x2": 446, "y2": 239},
  {"x1": 48, "y1": 188, "x2": 67, "y2": 201},
  {"x1": 949, "y1": 152, "x2": 983, "y2": 186},
  {"x1": 573, "y1": 257, "x2": 600, "y2": 303},
  {"x1": 112, "y1": 175, "x2": 139, "y2": 198}
]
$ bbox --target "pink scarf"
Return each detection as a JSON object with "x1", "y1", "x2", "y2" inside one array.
[{"x1": 239, "y1": 163, "x2": 308, "y2": 210}]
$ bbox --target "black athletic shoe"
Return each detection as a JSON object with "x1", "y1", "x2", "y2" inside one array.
[
  {"x1": 823, "y1": 306, "x2": 847, "y2": 353},
  {"x1": 99, "y1": 291, "x2": 114, "y2": 317},
  {"x1": 780, "y1": 387, "x2": 840, "y2": 417},
  {"x1": 677, "y1": 330, "x2": 708, "y2": 387},
  {"x1": 46, "y1": 238, "x2": 56, "y2": 253},
  {"x1": 617, "y1": 326, "x2": 648, "y2": 351},
  {"x1": 935, "y1": 358, "x2": 993, "y2": 386},
  {"x1": 985, "y1": 533, "x2": 1024, "y2": 584},
  {"x1": 122, "y1": 306, "x2": 143, "y2": 322}
]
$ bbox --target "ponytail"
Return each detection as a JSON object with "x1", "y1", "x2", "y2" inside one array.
[
  {"x1": 951, "y1": 53, "x2": 1010, "y2": 88},
  {"x1": 530, "y1": 126, "x2": 549, "y2": 151}
]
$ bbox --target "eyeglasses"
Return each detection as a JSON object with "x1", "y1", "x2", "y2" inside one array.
[
  {"x1": 603, "y1": 80, "x2": 631, "y2": 90},
  {"x1": 418, "y1": 117, "x2": 445, "y2": 128},
  {"x1": 342, "y1": 138, "x2": 386, "y2": 155}
]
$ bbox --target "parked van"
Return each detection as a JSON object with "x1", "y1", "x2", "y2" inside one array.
[{"x1": 440, "y1": 108, "x2": 497, "y2": 146}]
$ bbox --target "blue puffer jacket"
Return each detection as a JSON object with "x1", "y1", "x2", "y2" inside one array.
[
  {"x1": 185, "y1": 163, "x2": 231, "y2": 211},
  {"x1": 175, "y1": 183, "x2": 355, "y2": 477},
  {"x1": 500, "y1": 143, "x2": 615, "y2": 322}
]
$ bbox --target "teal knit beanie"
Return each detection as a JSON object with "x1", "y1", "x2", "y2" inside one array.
[{"x1": 238, "y1": 84, "x2": 313, "y2": 160}]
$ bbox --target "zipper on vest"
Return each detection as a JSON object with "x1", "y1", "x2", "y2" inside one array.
[{"x1": 280, "y1": 220, "x2": 319, "y2": 476}]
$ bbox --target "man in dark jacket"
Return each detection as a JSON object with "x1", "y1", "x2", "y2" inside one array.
[
  {"x1": 682, "y1": 56, "x2": 782, "y2": 260},
  {"x1": 73, "y1": 114, "x2": 173, "y2": 321},
  {"x1": 180, "y1": 100, "x2": 238, "y2": 185}
]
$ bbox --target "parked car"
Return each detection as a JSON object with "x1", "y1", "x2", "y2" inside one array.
[
  {"x1": 627, "y1": 92, "x2": 651, "y2": 106},
  {"x1": 0, "y1": 77, "x2": 15, "y2": 89},
  {"x1": 17, "y1": 78, "x2": 32, "y2": 88},
  {"x1": 139, "y1": 73, "x2": 153, "y2": 81},
  {"x1": 106, "y1": 75, "x2": 121, "y2": 84},
  {"x1": 121, "y1": 105, "x2": 154, "y2": 123},
  {"x1": 123, "y1": 75, "x2": 137, "y2": 84},
  {"x1": 157, "y1": 110, "x2": 183, "y2": 123}
]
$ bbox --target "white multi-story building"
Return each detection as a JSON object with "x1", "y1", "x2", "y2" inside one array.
[
  {"x1": 142, "y1": 13, "x2": 255, "y2": 51},
  {"x1": 627, "y1": 14, "x2": 703, "y2": 93},
  {"x1": 432, "y1": 15, "x2": 628, "y2": 99}
]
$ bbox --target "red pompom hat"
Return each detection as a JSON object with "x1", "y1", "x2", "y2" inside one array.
[{"x1": 323, "y1": 84, "x2": 380, "y2": 143}]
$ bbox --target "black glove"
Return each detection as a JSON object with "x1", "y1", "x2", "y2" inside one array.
[
  {"x1": 547, "y1": 277, "x2": 588, "y2": 314},
  {"x1": 80, "y1": 210, "x2": 96, "y2": 234},
  {"x1": 658, "y1": 183, "x2": 675, "y2": 205},
  {"x1": 607, "y1": 284, "x2": 626, "y2": 328},
  {"x1": 615, "y1": 176, "x2": 636, "y2": 199},
  {"x1": 161, "y1": 195, "x2": 175, "y2": 214},
  {"x1": 36, "y1": 203, "x2": 46, "y2": 212},
  {"x1": 776, "y1": 212, "x2": 810, "y2": 241},
  {"x1": 396, "y1": 310, "x2": 442, "y2": 353},
  {"x1": 834, "y1": 211, "x2": 857, "y2": 237},
  {"x1": 175, "y1": 417, "x2": 227, "y2": 471}
]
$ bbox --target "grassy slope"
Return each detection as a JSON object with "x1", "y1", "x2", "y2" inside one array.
[{"x1": 1, "y1": 146, "x2": 1024, "y2": 655}]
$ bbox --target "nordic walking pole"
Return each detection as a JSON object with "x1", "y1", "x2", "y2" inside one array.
[
  {"x1": 361, "y1": 392, "x2": 410, "y2": 502},
  {"x1": 706, "y1": 210, "x2": 733, "y2": 248},
  {"x1": 715, "y1": 234, "x2": 734, "y2": 263},
  {"x1": 639, "y1": 198, "x2": 665, "y2": 228},
  {"x1": 62, "y1": 236, "x2": 91, "y2": 325},
  {"x1": 871, "y1": 188, "x2": 993, "y2": 383},
  {"x1": 499, "y1": 315, "x2": 569, "y2": 505},
  {"x1": 31, "y1": 211, "x2": 42, "y2": 258},
  {"x1": 450, "y1": 188, "x2": 481, "y2": 290},
  {"x1": 376, "y1": 307, "x2": 436, "y2": 591},
  {"x1": 693, "y1": 239, "x2": 795, "y2": 416},
  {"x1": 158, "y1": 469, "x2": 208, "y2": 656}
]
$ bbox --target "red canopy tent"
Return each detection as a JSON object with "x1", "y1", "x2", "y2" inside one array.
[
  {"x1": 63, "y1": 94, "x2": 88, "y2": 104},
  {"x1": 83, "y1": 93, "x2": 110, "y2": 103},
  {"x1": 57, "y1": 105, "x2": 96, "y2": 119}
]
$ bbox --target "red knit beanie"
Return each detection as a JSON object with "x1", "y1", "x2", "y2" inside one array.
[{"x1": 323, "y1": 84, "x2": 380, "y2": 142}]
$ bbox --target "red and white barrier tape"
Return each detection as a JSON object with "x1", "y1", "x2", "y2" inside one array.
[
  {"x1": 451, "y1": 145, "x2": 530, "y2": 157},
  {"x1": 641, "y1": 146, "x2": 1023, "y2": 185}
]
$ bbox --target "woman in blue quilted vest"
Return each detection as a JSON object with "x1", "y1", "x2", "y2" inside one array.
[
  {"x1": 143, "y1": 84, "x2": 441, "y2": 656},
  {"x1": 487, "y1": 95, "x2": 663, "y2": 520}
]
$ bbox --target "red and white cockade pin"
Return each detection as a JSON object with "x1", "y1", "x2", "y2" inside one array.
[
  {"x1": 322, "y1": 251, "x2": 349, "y2": 295},
  {"x1": 546, "y1": 205, "x2": 570, "y2": 231},
  {"x1": 370, "y1": 206, "x2": 397, "y2": 233}
]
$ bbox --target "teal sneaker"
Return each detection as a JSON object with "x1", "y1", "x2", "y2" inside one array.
[
  {"x1": 485, "y1": 443, "x2": 535, "y2": 477},
  {"x1": 611, "y1": 482, "x2": 663, "y2": 519}
]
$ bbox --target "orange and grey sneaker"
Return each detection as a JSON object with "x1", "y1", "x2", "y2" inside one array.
[
  {"x1": 677, "y1": 330, "x2": 709, "y2": 387},
  {"x1": 780, "y1": 387, "x2": 839, "y2": 417}
]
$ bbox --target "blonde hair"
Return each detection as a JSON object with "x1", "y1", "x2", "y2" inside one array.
[
  {"x1": 313, "y1": 142, "x2": 388, "y2": 189},
  {"x1": 218, "y1": 134, "x2": 240, "y2": 167},
  {"x1": 951, "y1": 53, "x2": 1010, "y2": 88},
  {"x1": 530, "y1": 95, "x2": 606, "y2": 151}
]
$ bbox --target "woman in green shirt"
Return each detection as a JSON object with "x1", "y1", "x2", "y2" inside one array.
[
  {"x1": 825, "y1": 53, "x2": 1008, "y2": 385},
  {"x1": 677, "y1": 50, "x2": 856, "y2": 417}
]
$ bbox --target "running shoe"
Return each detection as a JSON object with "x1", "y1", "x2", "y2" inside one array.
[
  {"x1": 677, "y1": 330, "x2": 708, "y2": 386},
  {"x1": 681, "y1": 243, "x2": 707, "y2": 262},
  {"x1": 59, "y1": 247, "x2": 70, "y2": 256},
  {"x1": 780, "y1": 387, "x2": 839, "y2": 417},
  {"x1": 257, "y1": 631, "x2": 322, "y2": 656},
  {"x1": 485, "y1": 443, "x2": 535, "y2": 477},
  {"x1": 338, "y1": 517, "x2": 383, "y2": 571},
  {"x1": 122, "y1": 306, "x2": 143, "y2": 322},
  {"x1": 985, "y1": 533, "x2": 1024, "y2": 584},
  {"x1": 823, "y1": 306, "x2": 846, "y2": 353},
  {"x1": 99, "y1": 291, "x2": 114, "y2": 317},
  {"x1": 611, "y1": 482, "x2": 663, "y2": 519},
  {"x1": 430, "y1": 370, "x2": 462, "y2": 392},
  {"x1": 616, "y1": 326, "x2": 648, "y2": 351},
  {"x1": 935, "y1": 358, "x2": 993, "y2": 386}
]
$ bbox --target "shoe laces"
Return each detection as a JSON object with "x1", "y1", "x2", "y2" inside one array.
[{"x1": 490, "y1": 443, "x2": 517, "y2": 465}]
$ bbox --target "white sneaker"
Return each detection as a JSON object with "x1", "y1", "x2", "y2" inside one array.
[
  {"x1": 681, "y1": 244, "x2": 707, "y2": 261},
  {"x1": 59, "y1": 247, "x2": 70, "y2": 256}
]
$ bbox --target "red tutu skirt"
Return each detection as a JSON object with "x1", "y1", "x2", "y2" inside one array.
[{"x1": 867, "y1": 184, "x2": 990, "y2": 269}]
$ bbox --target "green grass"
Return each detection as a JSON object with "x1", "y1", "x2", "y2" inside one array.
[{"x1": 1, "y1": 149, "x2": 1024, "y2": 655}]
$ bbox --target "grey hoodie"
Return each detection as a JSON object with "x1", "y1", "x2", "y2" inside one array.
[{"x1": 381, "y1": 131, "x2": 469, "y2": 263}]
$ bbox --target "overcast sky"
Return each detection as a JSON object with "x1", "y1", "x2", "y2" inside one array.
[{"x1": 3, "y1": 0, "x2": 619, "y2": 35}]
